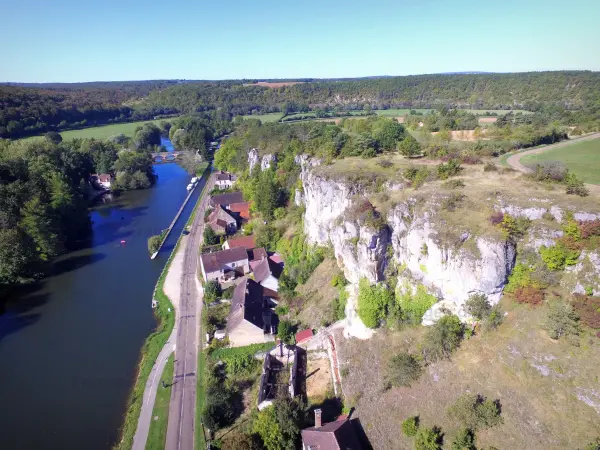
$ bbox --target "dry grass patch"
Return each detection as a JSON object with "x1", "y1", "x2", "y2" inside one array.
[
  {"x1": 335, "y1": 299, "x2": 600, "y2": 450},
  {"x1": 306, "y1": 356, "x2": 333, "y2": 404},
  {"x1": 295, "y1": 258, "x2": 341, "y2": 328}
]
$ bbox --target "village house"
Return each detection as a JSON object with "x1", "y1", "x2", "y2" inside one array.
[
  {"x1": 252, "y1": 256, "x2": 283, "y2": 292},
  {"x1": 210, "y1": 191, "x2": 244, "y2": 209},
  {"x1": 228, "y1": 202, "x2": 251, "y2": 221},
  {"x1": 226, "y1": 277, "x2": 275, "y2": 347},
  {"x1": 91, "y1": 173, "x2": 112, "y2": 190},
  {"x1": 207, "y1": 205, "x2": 237, "y2": 235},
  {"x1": 215, "y1": 171, "x2": 234, "y2": 190},
  {"x1": 199, "y1": 247, "x2": 249, "y2": 283},
  {"x1": 222, "y1": 234, "x2": 255, "y2": 251},
  {"x1": 301, "y1": 410, "x2": 363, "y2": 450},
  {"x1": 248, "y1": 247, "x2": 268, "y2": 270}
]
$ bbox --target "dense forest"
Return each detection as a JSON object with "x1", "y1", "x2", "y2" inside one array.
[{"x1": 2, "y1": 71, "x2": 599, "y2": 139}]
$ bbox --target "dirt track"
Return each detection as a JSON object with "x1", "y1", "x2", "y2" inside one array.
[{"x1": 505, "y1": 133, "x2": 600, "y2": 195}]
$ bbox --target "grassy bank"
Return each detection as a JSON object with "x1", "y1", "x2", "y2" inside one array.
[
  {"x1": 146, "y1": 354, "x2": 175, "y2": 450},
  {"x1": 196, "y1": 308, "x2": 208, "y2": 449}
]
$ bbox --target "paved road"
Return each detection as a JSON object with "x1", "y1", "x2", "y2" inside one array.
[{"x1": 165, "y1": 174, "x2": 214, "y2": 450}]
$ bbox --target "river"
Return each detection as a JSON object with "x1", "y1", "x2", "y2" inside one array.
[{"x1": 0, "y1": 138, "x2": 203, "y2": 450}]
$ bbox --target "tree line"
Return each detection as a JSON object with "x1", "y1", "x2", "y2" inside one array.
[{"x1": 3, "y1": 71, "x2": 600, "y2": 139}]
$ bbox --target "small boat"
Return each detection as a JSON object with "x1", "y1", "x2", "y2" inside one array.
[
  {"x1": 186, "y1": 183, "x2": 194, "y2": 191},
  {"x1": 190, "y1": 177, "x2": 198, "y2": 184}
]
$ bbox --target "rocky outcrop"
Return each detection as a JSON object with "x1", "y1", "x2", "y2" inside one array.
[
  {"x1": 248, "y1": 148, "x2": 277, "y2": 172},
  {"x1": 387, "y1": 204, "x2": 516, "y2": 309}
]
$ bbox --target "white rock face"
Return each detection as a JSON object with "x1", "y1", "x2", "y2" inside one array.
[
  {"x1": 294, "y1": 189, "x2": 304, "y2": 207},
  {"x1": 261, "y1": 154, "x2": 277, "y2": 171},
  {"x1": 248, "y1": 148, "x2": 260, "y2": 172},
  {"x1": 387, "y1": 205, "x2": 516, "y2": 308}
]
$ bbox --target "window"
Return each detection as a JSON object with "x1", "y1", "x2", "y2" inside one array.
[{"x1": 231, "y1": 262, "x2": 236, "y2": 268}]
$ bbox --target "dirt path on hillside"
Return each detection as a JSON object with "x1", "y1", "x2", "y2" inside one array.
[{"x1": 506, "y1": 133, "x2": 600, "y2": 195}]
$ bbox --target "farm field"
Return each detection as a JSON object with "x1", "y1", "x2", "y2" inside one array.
[
  {"x1": 241, "y1": 112, "x2": 283, "y2": 122},
  {"x1": 520, "y1": 137, "x2": 600, "y2": 184},
  {"x1": 21, "y1": 118, "x2": 167, "y2": 142}
]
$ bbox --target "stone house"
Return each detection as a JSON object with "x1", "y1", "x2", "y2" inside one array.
[
  {"x1": 199, "y1": 247, "x2": 249, "y2": 283},
  {"x1": 207, "y1": 205, "x2": 237, "y2": 234},
  {"x1": 252, "y1": 256, "x2": 282, "y2": 292},
  {"x1": 301, "y1": 410, "x2": 363, "y2": 450},
  {"x1": 226, "y1": 277, "x2": 275, "y2": 347},
  {"x1": 210, "y1": 191, "x2": 244, "y2": 209}
]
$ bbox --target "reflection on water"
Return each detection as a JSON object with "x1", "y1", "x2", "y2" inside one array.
[{"x1": 0, "y1": 147, "x2": 198, "y2": 450}]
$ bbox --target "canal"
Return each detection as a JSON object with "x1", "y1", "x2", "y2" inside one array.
[{"x1": 0, "y1": 139, "x2": 204, "y2": 450}]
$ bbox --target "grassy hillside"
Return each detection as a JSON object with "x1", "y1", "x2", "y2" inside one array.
[{"x1": 21, "y1": 119, "x2": 165, "y2": 142}]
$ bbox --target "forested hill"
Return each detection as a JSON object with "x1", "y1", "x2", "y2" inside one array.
[
  {"x1": 2, "y1": 71, "x2": 599, "y2": 139},
  {"x1": 144, "y1": 71, "x2": 600, "y2": 113}
]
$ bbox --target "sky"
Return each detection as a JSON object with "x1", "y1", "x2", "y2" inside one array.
[{"x1": 1, "y1": 0, "x2": 599, "y2": 82}]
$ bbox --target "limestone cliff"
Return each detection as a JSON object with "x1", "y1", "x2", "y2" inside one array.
[{"x1": 297, "y1": 154, "x2": 600, "y2": 329}]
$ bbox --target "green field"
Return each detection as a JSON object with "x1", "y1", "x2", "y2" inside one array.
[
  {"x1": 21, "y1": 119, "x2": 167, "y2": 142},
  {"x1": 374, "y1": 108, "x2": 432, "y2": 116},
  {"x1": 520, "y1": 138, "x2": 600, "y2": 184},
  {"x1": 241, "y1": 112, "x2": 283, "y2": 123},
  {"x1": 146, "y1": 354, "x2": 174, "y2": 450}
]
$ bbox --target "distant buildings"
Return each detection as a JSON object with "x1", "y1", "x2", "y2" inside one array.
[{"x1": 91, "y1": 173, "x2": 112, "y2": 190}]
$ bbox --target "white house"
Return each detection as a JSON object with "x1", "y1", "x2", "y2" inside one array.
[
  {"x1": 91, "y1": 173, "x2": 112, "y2": 190},
  {"x1": 200, "y1": 247, "x2": 249, "y2": 283},
  {"x1": 215, "y1": 172, "x2": 234, "y2": 190}
]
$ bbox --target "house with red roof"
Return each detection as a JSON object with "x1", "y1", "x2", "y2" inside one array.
[{"x1": 222, "y1": 234, "x2": 255, "y2": 251}]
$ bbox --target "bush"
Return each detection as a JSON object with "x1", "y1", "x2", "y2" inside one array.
[
  {"x1": 401, "y1": 416, "x2": 420, "y2": 437},
  {"x1": 483, "y1": 305, "x2": 504, "y2": 331},
  {"x1": 357, "y1": 278, "x2": 393, "y2": 328},
  {"x1": 565, "y1": 173, "x2": 589, "y2": 197},
  {"x1": 441, "y1": 193, "x2": 465, "y2": 211},
  {"x1": 465, "y1": 293, "x2": 491, "y2": 320},
  {"x1": 386, "y1": 353, "x2": 423, "y2": 388},
  {"x1": 277, "y1": 319, "x2": 295, "y2": 345},
  {"x1": 498, "y1": 214, "x2": 530, "y2": 242},
  {"x1": 483, "y1": 162, "x2": 498, "y2": 172},
  {"x1": 572, "y1": 294, "x2": 600, "y2": 329},
  {"x1": 505, "y1": 263, "x2": 540, "y2": 293},
  {"x1": 378, "y1": 159, "x2": 394, "y2": 168},
  {"x1": 396, "y1": 283, "x2": 437, "y2": 325},
  {"x1": 203, "y1": 384, "x2": 238, "y2": 431},
  {"x1": 398, "y1": 135, "x2": 422, "y2": 157},
  {"x1": 204, "y1": 280, "x2": 221, "y2": 303},
  {"x1": 514, "y1": 286, "x2": 545, "y2": 305},
  {"x1": 437, "y1": 159, "x2": 463, "y2": 180},
  {"x1": 442, "y1": 179, "x2": 465, "y2": 189},
  {"x1": 421, "y1": 315, "x2": 464, "y2": 363},
  {"x1": 451, "y1": 428, "x2": 476, "y2": 450},
  {"x1": 543, "y1": 300, "x2": 580, "y2": 344},
  {"x1": 147, "y1": 234, "x2": 162, "y2": 255},
  {"x1": 580, "y1": 220, "x2": 600, "y2": 239},
  {"x1": 415, "y1": 426, "x2": 443, "y2": 450},
  {"x1": 529, "y1": 160, "x2": 568, "y2": 182},
  {"x1": 252, "y1": 398, "x2": 305, "y2": 450},
  {"x1": 447, "y1": 393, "x2": 503, "y2": 430},
  {"x1": 203, "y1": 226, "x2": 219, "y2": 245},
  {"x1": 332, "y1": 288, "x2": 348, "y2": 321},
  {"x1": 540, "y1": 244, "x2": 581, "y2": 270},
  {"x1": 221, "y1": 432, "x2": 263, "y2": 450}
]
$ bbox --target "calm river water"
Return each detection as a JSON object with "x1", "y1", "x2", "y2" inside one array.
[{"x1": 0, "y1": 138, "x2": 202, "y2": 450}]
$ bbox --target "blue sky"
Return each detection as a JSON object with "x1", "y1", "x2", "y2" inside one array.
[{"x1": 1, "y1": 0, "x2": 599, "y2": 82}]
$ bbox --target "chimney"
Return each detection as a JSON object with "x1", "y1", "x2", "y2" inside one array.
[{"x1": 314, "y1": 409, "x2": 322, "y2": 429}]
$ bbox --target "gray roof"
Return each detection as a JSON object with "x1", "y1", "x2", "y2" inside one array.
[
  {"x1": 301, "y1": 419, "x2": 363, "y2": 450},
  {"x1": 210, "y1": 191, "x2": 244, "y2": 207},
  {"x1": 200, "y1": 247, "x2": 248, "y2": 273},
  {"x1": 252, "y1": 257, "x2": 282, "y2": 283},
  {"x1": 227, "y1": 278, "x2": 268, "y2": 332}
]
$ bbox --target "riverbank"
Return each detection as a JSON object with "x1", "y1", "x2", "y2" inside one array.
[{"x1": 114, "y1": 168, "x2": 210, "y2": 450}]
